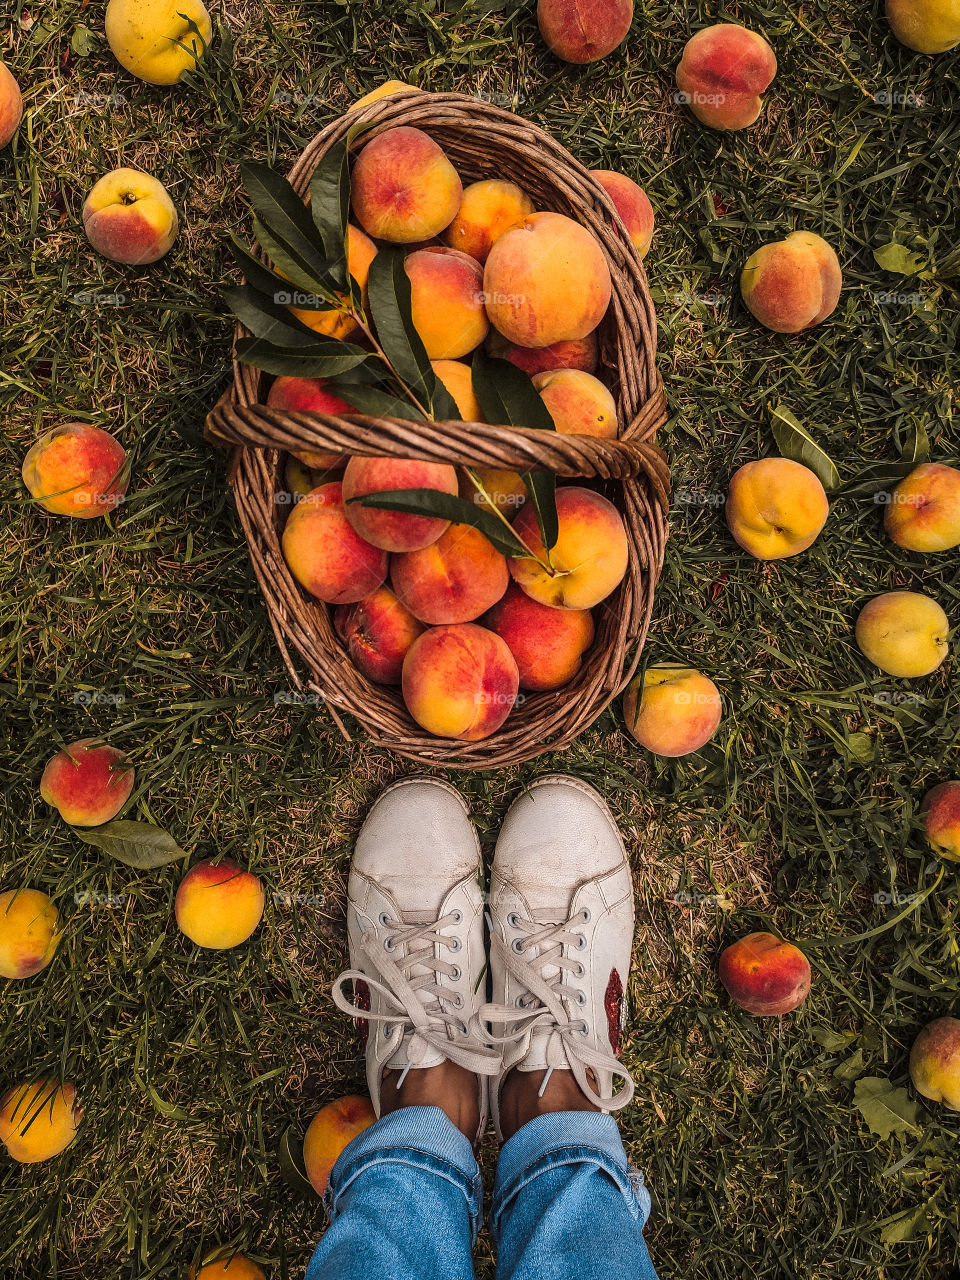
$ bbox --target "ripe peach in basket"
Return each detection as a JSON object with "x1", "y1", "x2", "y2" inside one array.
[
  {"x1": 406, "y1": 247, "x2": 489, "y2": 360},
  {"x1": 591, "y1": 170, "x2": 654, "y2": 258},
  {"x1": 538, "y1": 0, "x2": 633, "y2": 64},
  {"x1": 334, "y1": 587, "x2": 426, "y2": 684},
  {"x1": 22, "y1": 423, "x2": 128, "y2": 519},
  {"x1": 282, "y1": 481, "x2": 388, "y2": 604},
  {"x1": 41, "y1": 739, "x2": 134, "y2": 826},
  {"x1": 719, "y1": 932, "x2": 811, "y2": 1016},
  {"x1": 676, "y1": 24, "x2": 777, "y2": 131},
  {"x1": 351, "y1": 126, "x2": 462, "y2": 243},
  {"x1": 392, "y1": 522, "x2": 509, "y2": 625},
  {"x1": 402, "y1": 623, "x2": 519, "y2": 740},
  {"x1": 488, "y1": 330, "x2": 599, "y2": 377},
  {"x1": 342, "y1": 456, "x2": 459, "y2": 552},
  {"x1": 444, "y1": 179, "x2": 535, "y2": 264},
  {"x1": 303, "y1": 1095, "x2": 376, "y2": 1195},
  {"x1": 622, "y1": 664, "x2": 722, "y2": 757},
  {"x1": 510, "y1": 486, "x2": 628, "y2": 610},
  {"x1": 533, "y1": 369, "x2": 618, "y2": 438},
  {"x1": 460, "y1": 467, "x2": 528, "y2": 521},
  {"x1": 484, "y1": 582, "x2": 594, "y2": 691},
  {"x1": 432, "y1": 358, "x2": 483, "y2": 421},
  {"x1": 287, "y1": 223, "x2": 377, "y2": 342},
  {"x1": 266, "y1": 377, "x2": 353, "y2": 471}
]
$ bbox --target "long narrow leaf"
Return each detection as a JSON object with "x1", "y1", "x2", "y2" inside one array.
[
  {"x1": 324, "y1": 381, "x2": 428, "y2": 421},
  {"x1": 228, "y1": 234, "x2": 325, "y2": 304},
  {"x1": 769, "y1": 404, "x2": 842, "y2": 492},
  {"x1": 252, "y1": 216, "x2": 339, "y2": 298},
  {"x1": 236, "y1": 337, "x2": 372, "y2": 379},
  {"x1": 225, "y1": 285, "x2": 332, "y2": 348},
  {"x1": 366, "y1": 246, "x2": 439, "y2": 413},
  {"x1": 349, "y1": 488, "x2": 532, "y2": 558},
  {"x1": 309, "y1": 138, "x2": 351, "y2": 283},
  {"x1": 241, "y1": 161, "x2": 334, "y2": 291}
]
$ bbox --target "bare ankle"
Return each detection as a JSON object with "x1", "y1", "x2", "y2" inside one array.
[
  {"x1": 498, "y1": 1067, "x2": 598, "y2": 1141},
  {"x1": 380, "y1": 1059, "x2": 480, "y2": 1142}
]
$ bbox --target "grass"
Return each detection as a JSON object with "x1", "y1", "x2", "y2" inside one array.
[{"x1": 1, "y1": 0, "x2": 959, "y2": 1276}]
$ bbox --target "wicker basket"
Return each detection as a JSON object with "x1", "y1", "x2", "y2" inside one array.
[{"x1": 205, "y1": 90, "x2": 670, "y2": 769}]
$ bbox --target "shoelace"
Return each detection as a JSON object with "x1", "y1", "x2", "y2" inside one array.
[
  {"x1": 332, "y1": 913, "x2": 501, "y2": 1085},
  {"x1": 480, "y1": 911, "x2": 635, "y2": 1110}
]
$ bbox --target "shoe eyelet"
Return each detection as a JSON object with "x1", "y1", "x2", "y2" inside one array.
[
  {"x1": 515, "y1": 995, "x2": 525, "y2": 1008},
  {"x1": 575, "y1": 991, "x2": 586, "y2": 1006},
  {"x1": 511, "y1": 937, "x2": 526, "y2": 954},
  {"x1": 574, "y1": 962, "x2": 585, "y2": 978},
  {"x1": 580, "y1": 908, "x2": 591, "y2": 923},
  {"x1": 578, "y1": 1020, "x2": 588, "y2": 1036},
  {"x1": 448, "y1": 936, "x2": 463, "y2": 953},
  {"x1": 507, "y1": 912, "x2": 521, "y2": 928},
  {"x1": 574, "y1": 934, "x2": 587, "y2": 951},
  {"x1": 451, "y1": 909, "x2": 463, "y2": 923},
  {"x1": 383, "y1": 936, "x2": 396, "y2": 952},
  {"x1": 451, "y1": 992, "x2": 464, "y2": 1009},
  {"x1": 379, "y1": 912, "x2": 392, "y2": 927},
  {"x1": 451, "y1": 965, "x2": 462, "y2": 981}
]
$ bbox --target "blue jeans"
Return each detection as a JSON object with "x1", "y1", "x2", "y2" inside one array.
[{"x1": 305, "y1": 1106, "x2": 658, "y2": 1280}]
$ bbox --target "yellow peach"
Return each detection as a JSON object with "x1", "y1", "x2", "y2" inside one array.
[
  {"x1": 82, "y1": 168, "x2": 178, "y2": 265},
  {"x1": 0, "y1": 1079, "x2": 82, "y2": 1163},
  {"x1": 0, "y1": 890, "x2": 62, "y2": 980},
  {"x1": 351, "y1": 81, "x2": 420, "y2": 110},
  {"x1": 189, "y1": 1252, "x2": 266, "y2": 1280},
  {"x1": 175, "y1": 859, "x2": 265, "y2": 950},
  {"x1": 303, "y1": 1095, "x2": 376, "y2": 1195},
  {"x1": 0, "y1": 59, "x2": 23, "y2": 149},
  {"x1": 282, "y1": 481, "x2": 388, "y2": 605},
  {"x1": 623, "y1": 664, "x2": 722, "y2": 757},
  {"x1": 532, "y1": 368, "x2": 618, "y2": 438},
  {"x1": 287, "y1": 224, "x2": 377, "y2": 342},
  {"x1": 443, "y1": 180, "x2": 535, "y2": 264},
  {"x1": 909, "y1": 1017, "x2": 960, "y2": 1109},
  {"x1": 855, "y1": 591, "x2": 950, "y2": 678},
  {"x1": 406, "y1": 247, "x2": 489, "y2": 359},
  {"x1": 887, "y1": 0, "x2": 960, "y2": 52},
  {"x1": 885, "y1": 462, "x2": 960, "y2": 552},
  {"x1": 510, "y1": 486, "x2": 628, "y2": 610},
  {"x1": 350, "y1": 127, "x2": 462, "y2": 244},
  {"x1": 105, "y1": 0, "x2": 212, "y2": 85},
  {"x1": 725, "y1": 458, "x2": 829, "y2": 560},
  {"x1": 432, "y1": 359, "x2": 483, "y2": 421}
]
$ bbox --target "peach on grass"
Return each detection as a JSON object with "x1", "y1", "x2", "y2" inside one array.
[
  {"x1": 886, "y1": 0, "x2": 960, "y2": 53},
  {"x1": 718, "y1": 932, "x2": 811, "y2": 1016},
  {"x1": 921, "y1": 781, "x2": 960, "y2": 862},
  {"x1": 488, "y1": 330, "x2": 600, "y2": 377},
  {"x1": 286, "y1": 224, "x2": 377, "y2": 342},
  {"x1": 266, "y1": 377, "x2": 353, "y2": 470},
  {"x1": 623, "y1": 664, "x2": 722, "y2": 757},
  {"x1": 591, "y1": 170, "x2": 654, "y2": 258},
  {"x1": 443, "y1": 180, "x2": 536, "y2": 263},
  {"x1": 175, "y1": 859, "x2": 265, "y2": 950},
  {"x1": 909, "y1": 1017, "x2": 960, "y2": 1110},
  {"x1": 676, "y1": 24, "x2": 777, "y2": 131},
  {"x1": 83, "y1": 168, "x2": 178, "y2": 265},
  {"x1": 0, "y1": 890, "x2": 61, "y2": 980},
  {"x1": 484, "y1": 582, "x2": 594, "y2": 690},
  {"x1": 350, "y1": 127, "x2": 462, "y2": 244},
  {"x1": 884, "y1": 462, "x2": 960, "y2": 552},
  {"x1": 334, "y1": 587, "x2": 426, "y2": 684},
  {"x1": 303, "y1": 1095, "x2": 377, "y2": 1195},
  {"x1": 189, "y1": 1253, "x2": 266, "y2": 1280},
  {"x1": 281, "y1": 481, "x2": 388, "y2": 605},
  {"x1": 0, "y1": 59, "x2": 23, "y2": 149},
  {"x1": 432, "y1": 359, "x2": 484, "y2": 421},
  {"x1": 402, "y1": 624, "x2": 519, "y2": 741},
  {"x1": 533, "y1": 369, "x2": 618, "y2": 438},
  {"x1": 538, "y1": 0, "x2": 633, "y2": 64},
  {"x1": 0, "y1": 1079, "x2": 82, "y2": 1162},
  {"x1": 22, "y1": 422, "x2": 128, "y2": 519},
  {"x1": 406, "y1": 247, "x2": 489, "y2": 360},
  {"x1": 510, "y1": 486, "x2": 628, "y2": 610},
  {"x1": 342, "y1": 456, "x2": 459, "y2": 552},
  {"x1": 483, "y1": 212, "x2": 612, "y2": 349},
  {"x1": 105, "y1": 0, "x2": 212, "y2": 84},
  {"x1": 391, "y1": 522, "x2": 509, "y2": 625},
  {"x1": 41, "y1": 739, "x2": 133, "y2": 827},
  {"x1": 741, "y1": 231, "x2": 842, "y2": 333},
  {"x1": 725, "y1": 457, "x2": 829, "y2": 560},
  {"x1": 855, "y1": 591, "x2": 949, "y2": 678}
]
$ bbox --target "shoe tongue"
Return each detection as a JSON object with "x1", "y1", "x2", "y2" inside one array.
[{"x1": 401, "y1": 909, "x2": 436, "y2": 925}]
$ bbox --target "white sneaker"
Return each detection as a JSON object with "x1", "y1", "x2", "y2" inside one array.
[
  {"x1": 331, "y1": 778, "x2": 500, "y2": 1140},
  {"x1": 481, "y1": 775, "x2": 636, "y2": 1139}
]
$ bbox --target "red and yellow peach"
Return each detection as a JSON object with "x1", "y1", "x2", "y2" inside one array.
[
  {"x1": 0, "y1": 58, "x2": 23, "y2": 149},
  {"x1": 510, "y1": 486, "x2": 628, "y2": 610},
  {"x1": 391, "y1": 522, "x2": 509, "y2": 624},
  {"x1": 591, "y1": 170, "x2": 654, "y2": 258},
  {"x1": 921, "y1": 781, "x2": 960, "y2": 862},
  {"x1": 175, "y1": 859, "x2": 265, "y2": 950},
  {"x1": 266, "y1": 377, "x2": 352, "y2": 470},
  {"x1": 488, "y1": 330, "x2": 600, "y2": 377},
  {"x1": 533, "y1": 368, "x2": 618, "y2": 438},
  {"x1": 303, "y1": 1095, "x2": 376, "y2": 1195},
  {"x1": 334, "y1": 587, "x2": 426, "y2": 684},
  {"x1": 402, "y1": 624, "x2": 519, "y2": 740},
  {"x1": 909, "y1": 1017, "x2": 960, "y2": 1110},
  {"x1": 342, "y1": 456, "x2": 459, "y2": 552},
  {"x1": 718, "y1": 932, "x2": 811, "y2": 1015},
  {"x1": 22, "y1": 423, "x2": 128, "y2": 519},
  {"x1": 676, "y1": 24, "x2": 777, "y2": 131},
  {"x1": 740, "y1": 231, "x2": 842, "y2": 333},
  {"x1": 622, "y1": 664, "x2": 722, "y2": 757},
  {"x1": 82, "y1": 168, "x2": 178, "y2": 265},
  {"x1": 350, "y1": 127, "x2": 462, "y2": 243},
  {"x1": 885, "y1": 462, "x2": 960, "y2": 552},
  {"x1": 282, "y1": 481, "x2": 388, "y2": 604},
  {"x1": 443, "y1": 180, "x2": 535, "y2": 263},
  {"x1": 41, "y1": 739, "x2": 134, "y2": 827},
  {"x1": 406, "y1": 247, "x2": 488, "y2": 359},
  {"x1": 0, "y1": 890, "x2": 62, "y2": 980},
  {"x1": 484, "y1": 582, "x2": 594, "y2": 690},
  {"x1": 538, "y1": 0, "x2": 633, "y2": 63}
]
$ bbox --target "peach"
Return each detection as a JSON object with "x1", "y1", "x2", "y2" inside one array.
[
  {"x1": 887, "y1": 0, "x2": 960, "y2": 53},
  {"x1": 676, "y1": 24, "x2": 777, "y2": 130},
  {"x1": 267, "y1": 377, "x2": 353, "y2": 470},
  {"x1": 351, "y1": 81, "x2": 420, "y2": 111},
  {"x1": 855, "y1": 591, "x2": 950, "y2": 678},
  {"x1": 0, "y1": 1079, "x2": 82, "y2": 1162},
  {"x1": 286, "y1": 224, "x2": 377, "y2": 342},
  {"x1": 342, "y1": 456, "x2": 459, "y2": 552},
  {"x1": 484, "y1": 212, "x2": 612, "y2": 349},
  {"x1": 510, "y1": 486, "x2": 628, "y2": 610},
  {"x1": 488, "y1": 330, "x2": 600, "y2": 377},
  {"x1": 350, "y1": 127, "x2": 462, "y2": 244},
  {"x1": 105, "y1": 0, "x2": 212, "y2": 84},
  {"x1": 719, "y1": 932, "x2": 811, "y2": 1016},
  {"x1": 41, "y1": 739, "x2": 133, "y2": 827},
  {"x1": 83, "y1": 168, "x2": 178, "y2": 265},
  {"x1": 460, "y1": 467, "x2": 528, "y2": 521},
  {"x1": 402, "y1": 623, "x2": 519, "y2": 740},
  {"x1": 175, "y1": 859, "x2": 265, "y2": 950},
  {"x1": 623, "y1": 664, "x2": 722, "y2": 757},
  {"x1": 432, "y1": 359, "x2": 484, "y2": 421},
  {"x1": 189, "y1": 1252, "x2": 266, "y2": 1280},
  {"x1": 281, "y1": 481, "x2": 388, "y2": 605},
  {"x1": 885, "y1": 462, "x2": 960, "y2": 552},
  {"x1": 484, "y1": 582, "x2": 594, "y2": 690},
  {"x1": 0, "y1": 890, "x2": 61, "y2": 980},
  {"x1": 391, "y1": 522, "x2": 509, "y2": 624},
  {"x1": 532, "y1": 368, "x2": 618, "y2": 438},
  {"x1": 0, "y1": 59, "x2": 23, "y2": 149},
  {"x1": 443, "y1": 180, "x2": 536, "y2": 264},
  {"x1": 591, "y1": 170, "x2": 654, "y2": 258},
  {"x1": 741, "y1": 231, "x2": 842, "y2": 333},
  {"x1": 285, "y1": 455, "x2": 328, "y2": 500},
  {"x1": 725, "y1": 458, "x2": 829, "y2": 560},
  {"x1": 406, "y1": 247, "x2": 488, "y2": 360},
  {"x1": 303, "y1": 1095, "x2": 377, "y2": 1195},
  {"x1": 538, "y1": 0, "x2": 633, "y2": 63},
  {"x1": 22, "y1": 422, "x2": 128, "y2": 519},
  {"x1": 921, "y1": 781, "x2": 960, "y2": 862},
  {"x1": 909, "y1": 1017, "x2": 960, "y2": 1110},
  {"x1": 334, "y1": 586, "x2": 426, "y2": 684}
]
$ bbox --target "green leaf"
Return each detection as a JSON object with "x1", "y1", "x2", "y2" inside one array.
[
  {"x1": 879, "y1": 1202, "x2": 930, "y2": 1244},
  {"x1": 308, "y1": 120, "x2": 375, "y2": 283},
  {"x1": 769, "y1": 404, "x2": 841, "y2": 492},
  {"x1": 471, "y1": 350, "x2": 559, "y2": 549},
  {"x1": 832, "y1": 1048, "x2": 866, "y2": 1081},
  {"x1": 224, "y1": 285, "x2": 331, "y2": 348},
  {"x1": 278, "y1": 1126, "x2": 316, "y2": 1198},
  {"x1": 252, "y1": 216, "x2": 339, "y2": 299},
  {"x1": 71, "y1": 821, "x2": 187, "y2": 870},
  {"x1": 324, "y1": 381, "x2": 427, "y2": 422},
  {"x1": 897, "y1": 420, "x2": 930, "y2": 465},
  {"x1": 240, "y1": 162, "x2": 337, "y2": 294},
  {"x1": 235, "y1": 337, "x2": 371, "y2": 379},
  {"x1": 811, "y1": 1027, "x2": 858, "y2": 1053},
  {"x1": 70, "y1": 24, "x2": 96, "y2": 56},
  {"x1": 366, "y1": 247, "x2": 453, "y2": 417},
  {"x1": 844, "y1": 732, "x2": 876, "y2": 765},
  {"x1": 349, "y1": 489, "x2": 532, "y2": 559},
  {"x1": 873, "y1": 242, "x2": 926, "y2": 276},
  {"x1": 853, "y1": 1077, "x2": 922, "y2": 1140},
  {"x1": 228, "y1": 235, "x2": 337, "y2": 307}
]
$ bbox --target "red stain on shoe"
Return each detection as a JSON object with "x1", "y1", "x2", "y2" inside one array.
[
  {"x1": 356, "y1": 978, "x2": 370, "y2": 1048},
  {"x1": 604, "y1": 968, "x2": 624, "y2": 1054}
]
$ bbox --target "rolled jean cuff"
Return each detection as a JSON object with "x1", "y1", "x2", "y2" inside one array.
[
  {"x1": 325, "y1": 1105, "x2": 484, "y2": 1238},
  {"x1": 492, "y1": 1111, "x2": 651, "y2": 1234}
]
